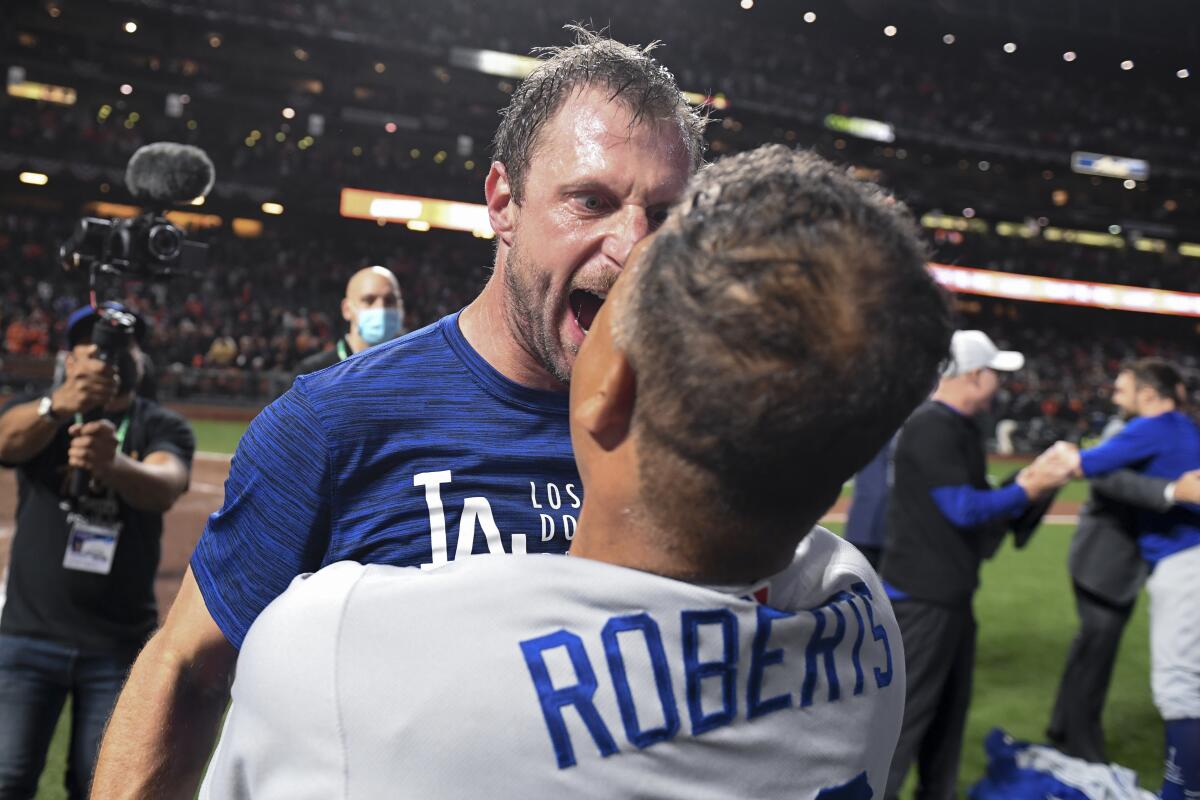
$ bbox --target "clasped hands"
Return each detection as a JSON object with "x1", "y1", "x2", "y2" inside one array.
[{"x1": 1015, "y1": 441, "x2": 1080, "y2": 500}]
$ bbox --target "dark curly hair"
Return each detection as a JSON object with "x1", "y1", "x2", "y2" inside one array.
[{"x1": 618, "y1": 144, "x2": 953, "y2": 527}]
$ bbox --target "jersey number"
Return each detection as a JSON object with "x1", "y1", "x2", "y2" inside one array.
[{"x1": 816, "y1": 772, "x2": 872, "y2": 799}]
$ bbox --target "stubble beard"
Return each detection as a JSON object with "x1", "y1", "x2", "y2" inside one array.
[{"x1": 502, "y1": 241, "x2": 573, "y2": 386}]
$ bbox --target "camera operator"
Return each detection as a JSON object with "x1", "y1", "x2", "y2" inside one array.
[{"x1": 0, "y1": 304, "x2": 194, "y2": 799}]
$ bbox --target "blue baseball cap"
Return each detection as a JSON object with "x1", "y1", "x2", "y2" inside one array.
[{"x1": 66, "y1": 302, "x2": 147, "y2": 348}]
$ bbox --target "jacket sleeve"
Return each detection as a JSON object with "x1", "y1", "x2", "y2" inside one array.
[{"x1": 1089, "y1": 469, "x2": 1172, "y2": 514}]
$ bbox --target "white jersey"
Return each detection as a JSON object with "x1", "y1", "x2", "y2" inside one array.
[{"x1": 201, "y1": 528, "x2": 904, "y2": 799}]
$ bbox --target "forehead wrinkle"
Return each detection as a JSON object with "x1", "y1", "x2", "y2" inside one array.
[{"x1": 530, "y1": 87, "x2": 690, "y2": 204}]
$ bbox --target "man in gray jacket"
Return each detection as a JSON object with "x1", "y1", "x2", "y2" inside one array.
[{"x1": 1047, "y1": 414, "x2": 1200, "y2": 762}]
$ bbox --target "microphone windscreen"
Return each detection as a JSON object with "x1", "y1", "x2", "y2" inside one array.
[{"x1": 125, "y1": 142, "x2": 216, "y2": 205}]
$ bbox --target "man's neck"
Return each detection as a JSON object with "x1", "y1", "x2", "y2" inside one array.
[
  {"x1": 458, "y1": 274, "x2": 565, "y2": 392},
  {"x1": 1137, "y1": 400, "x2": 1175, "y2": 418},
  {"x1": 568, "y1": 495, "x2": 801, "y2": 585}
]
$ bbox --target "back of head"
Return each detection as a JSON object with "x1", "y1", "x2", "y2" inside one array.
[
  {"x1": 619, "y1": 145, "x2": 952, "y2": 530},
  {"x1": 492, "y1": 26, "x2": 707, "y2": 204},
  {"x1": 1127, "y1": 357, "x2": 1185, "y2": 406}
]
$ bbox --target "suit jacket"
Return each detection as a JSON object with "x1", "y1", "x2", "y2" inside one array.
[{"x1": 1069, "y1": 419, "x2": 1172, "y2": 606}]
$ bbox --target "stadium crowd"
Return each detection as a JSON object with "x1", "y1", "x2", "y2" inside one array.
[{"x1": 2, "y1": 205, "x2": 1196, "y2": 454}]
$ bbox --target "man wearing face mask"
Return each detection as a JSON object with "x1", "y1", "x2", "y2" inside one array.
[
  {"x1": 0, "y1": 304, "x2": 194, "y2": 799},
  {"x1": 294, "y1": 267, "x2": 405, "y2": 376}
]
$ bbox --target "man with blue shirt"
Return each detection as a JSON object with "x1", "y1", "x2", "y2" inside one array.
[
  {"x1": 882, "y1": 330, "x2": 1073, "y2": 800},
  {"x1": 1052, "y1": 359, "x2": 1200, "y2": 800},
  {"x1": 92, "y1": 30, "x2": 706, "y2": 798}
]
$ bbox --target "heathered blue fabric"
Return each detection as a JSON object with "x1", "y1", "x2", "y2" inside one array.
[{"x1": 191, "y1": 312, "x2": 579, "y2": 648}]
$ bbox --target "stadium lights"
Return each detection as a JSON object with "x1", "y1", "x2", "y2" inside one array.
[
  {"x1": 804, "y1": 11, "x2": 816, "y2": 23},
  {"x1": 929, "y1": 264, "x2": 1200, "y2": 318},
  {"x1": 942, "y1": 34, "x2": 955, "y2": 44},
  {"x1": 1123, "y1": 179, "x2": 1137, "y2": 190},
  {"x1": 739, "y1": 0, "x2": 754, "y2": 9},
  {"x1": 19, "y1": 172, "x2": 48, "y2": 186},
  {"x1": 123, "y1": 20, "x2": 137, "y2": 34},
  {"x1": 281, "y1": 107, "x2": 295, "y2": 119},
  {"x1": 1003, "y1": 42, "x2": 1017, "y2": 54},
  {"x1": 374, "y1": 62, "x2": 386, "y2": 74},
  {"x1": 1121, "y1": 60, "x2": 1134, "y2": 71},
  {"x1": 208, "y1": 33, "x2": 222, "y2": 48},
  {"x1": 261, "y1": 202, "x2": 284, "y2": 215},
  {"x1": 1178, "y1": 69, "x2": 1190, "y2": 79},
  {"x1": 190, "y1": 196, "x2": 205, "y2": 206},
  {"x1": 7, "y1": 78, "x2": 77, "y2": 105},
  {"x1": 883, "y1": 25, "x2": 897, "y2": 37},
  {"x1": 120, "y1": 84, "x2": 133, "y2": 95},
  {"x1": 406, "y1": 220, "x2": 431, "y2": 232},
  {"x1": 1109, "y1": 225, "x2": 1122, "y2": 234},
  {"x1": 1063, "y1": 51, "x2": 1077, "y2": 62},
  {"x1": 384, "y1": 122, "x2": 397, "y2": 133}
]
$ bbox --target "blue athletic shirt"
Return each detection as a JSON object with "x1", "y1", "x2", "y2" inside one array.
[
  {"x1": 1079, "y1": 410, "x2": 1200, "y2": 565},
  {"x1": 191, "y1": 312, "x2": 580, "y2": 648}
]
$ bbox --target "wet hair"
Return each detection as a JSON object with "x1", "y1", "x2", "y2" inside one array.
[
  {"x1": 617, "y1": 144, "x2": 952, "y2": 526},
  {"x1": 1125, "y1": 358, "x2": 1186, "y2": 405},
  {"x1": 492, "y1": 26, "x2": 707, "y2": 204}
]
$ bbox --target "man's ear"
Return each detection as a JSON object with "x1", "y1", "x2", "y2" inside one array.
[
  {"x1": 341, "y1": 297, "x2": 354, "y2": 324},
  {"x1": 485, "y1": 162, "x2": 516, "y2": 247},
  {"x1": 574, "y1": 350, "x2": 636, "y2": 453}
]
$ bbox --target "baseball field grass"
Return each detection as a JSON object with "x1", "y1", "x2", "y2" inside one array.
[{"x1": 29, "y1": 426, "x2": 1162, "y2": 798}]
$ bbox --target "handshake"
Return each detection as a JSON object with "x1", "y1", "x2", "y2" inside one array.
[
  {"x1": 1015, "y1": 441, "x2": 1082, "y2": 500},
  {"x1": 1017, "y1": 441, "x2": 1200, "y2": 505}
]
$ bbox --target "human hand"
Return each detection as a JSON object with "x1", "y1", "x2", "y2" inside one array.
[
  {"x1": 67, "y1": 419, "x2": 119, "y2": 479},
  {"x1": 1174, "y1": 470, "x2": 1200, "y2": 505},
  {"x1": 53, "y1": 346, "x2": 117, "y2": 416},
  {"x1": 1017, "y1": 443, "x2": 1077, "y2": 498}
]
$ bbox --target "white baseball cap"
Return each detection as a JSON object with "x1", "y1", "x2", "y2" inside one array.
[{"x1": 942, "y1": 330, "x2": 1024, "y2": 377}]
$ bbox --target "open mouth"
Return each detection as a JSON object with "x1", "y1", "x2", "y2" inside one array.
[{"x1": 569, "y1": 289, "x2": 606, "y2": 334}]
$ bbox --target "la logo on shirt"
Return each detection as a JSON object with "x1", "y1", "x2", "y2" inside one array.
[{"x1": 414, "y1": 471, "x2": 580, "y2": 569}]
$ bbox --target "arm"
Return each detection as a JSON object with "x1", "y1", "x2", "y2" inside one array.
[
  {"x1": 0, "y1": 400, "x2": 62, "y2": 464},
  {"x1": 1090, "y1": 468, "x2": 1173, "y2": 514},
  {"x1": 930, "y1": 482, "x2": 1029, "y2": 529},
  {"x1": 67, "y1": 424, "x2": 190, "y2": 513},
  {"x1": 78, "y1": 404, "x2": 195, "y2": 513},
  {"x1": 1078, "y1": 419, "x2": 1159, "y2": 477},
  {"x1": 0, "y1": 353, "x2": 115, "y2": 464},
  {"x1": 91, "y1": 567, "x2": 238, "y2": 799},
  {"x1": 96, "y1": 382, "x2": 332, "y2": 799}
]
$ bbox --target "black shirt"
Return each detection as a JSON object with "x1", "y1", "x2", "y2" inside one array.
[
  {"x1": 0, "y1": 396, "x2": 195, "y2": 651},
  {"x1": 294, "y1": 338, "x2": 350, "y2": 377},
  {"x1": 881, "y1": 400, "x2": 1008, "y2": 606}
]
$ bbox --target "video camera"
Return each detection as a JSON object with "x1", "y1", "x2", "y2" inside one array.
[
  {"x1": 57, "y1": 142, "x2": 215, "y2": 504},
  {"x1": 59, "y1": 142, "x2": 214, "y2": 282}
]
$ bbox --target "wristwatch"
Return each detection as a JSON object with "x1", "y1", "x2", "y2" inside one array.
[{"x1": 37, "y1": 395, "x2": 63, "y2": 423}]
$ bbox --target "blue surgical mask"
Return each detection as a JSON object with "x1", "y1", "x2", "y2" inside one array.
[{"x1": 357, "y1": 308, "x2": 402, "y2": 345}]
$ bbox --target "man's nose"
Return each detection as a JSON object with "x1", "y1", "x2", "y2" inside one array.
[{"x1": 602, "y1": 206, "x2": 651, "y2": 268}]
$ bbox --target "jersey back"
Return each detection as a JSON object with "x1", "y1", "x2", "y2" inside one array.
[{"x1": 202, "y1": 528, "x2": 904, "y2": 799}]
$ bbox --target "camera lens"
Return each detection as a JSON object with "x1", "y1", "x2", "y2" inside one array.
[{"x1": 147, "y1": 223, "x2": 183, "y2": 262}]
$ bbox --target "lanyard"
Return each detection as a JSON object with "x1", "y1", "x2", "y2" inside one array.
[
  {"x1": 336, "y1": 339, "x2": 350, "y2": 361},
  {"x1": 74, "y1": 413, "x2": 131, "y2": 453}
]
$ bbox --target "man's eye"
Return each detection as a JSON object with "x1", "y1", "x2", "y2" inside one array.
[
  {"x1": 577, "y1": 195, "x2": 607, "y2": 212},
  {"x1": 648, "y1": 208, "x2": 669, "y2": 228}
]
